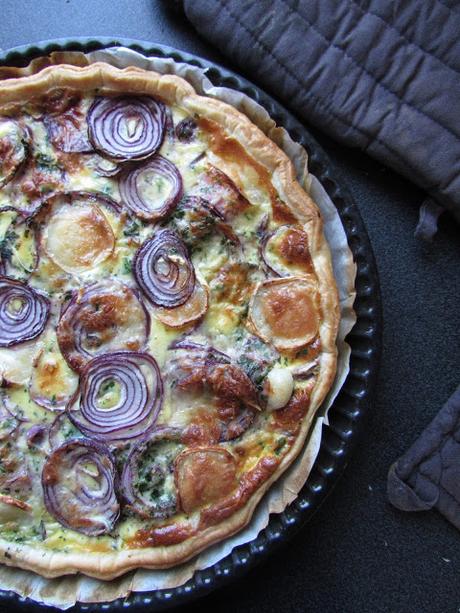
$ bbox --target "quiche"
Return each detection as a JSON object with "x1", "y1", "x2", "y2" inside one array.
[{"x1": 0, "y1": 63, "x2": 339, "y2": 579}]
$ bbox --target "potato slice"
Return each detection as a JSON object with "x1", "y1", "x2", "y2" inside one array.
[
  {"x1": 155, "y1": 281, "x2": 209, "y2": 328},
  {"x1": 175, "y1": 447, "x2": 237, "y2": 514},
  {"x1": 248, "y1": 277, "x2": 319, "y2": 352},
  {"x1": 43, "y1": 199, "x2": 115, "y2": 274}
]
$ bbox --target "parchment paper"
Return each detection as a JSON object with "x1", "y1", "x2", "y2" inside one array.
[{"x1": 0, "y1": 47, "x2": 357, "y2": 608}]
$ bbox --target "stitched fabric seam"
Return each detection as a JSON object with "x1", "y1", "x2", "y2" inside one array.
[
  {"x1": 413, "y1": 471, "x2": 460, "y2": 508},
  {"x1": 218, "y1": 0, "x2": 443, "y2": 193},
  {"x1": 402, "y1": 415, "x2": 460, "y2": 484},
  {"x1": 349, "y1": 0, "x2": 460, "y2": 76},
  {"x1": 280, "y1": 0, "x2": 460, "y2": 141}
]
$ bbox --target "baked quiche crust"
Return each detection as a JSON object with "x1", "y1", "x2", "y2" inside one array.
[{"x1": 0, "y1": 63, "x2": 339, "y2": 579}]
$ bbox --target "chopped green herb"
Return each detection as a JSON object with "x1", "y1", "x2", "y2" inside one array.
[{"x1": 122, "y1": 257, "x2": 132, "y2": 274}]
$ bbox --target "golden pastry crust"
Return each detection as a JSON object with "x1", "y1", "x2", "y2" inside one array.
[{"x1": 0, "y1": 63, "x2": 339, "y2": 579}]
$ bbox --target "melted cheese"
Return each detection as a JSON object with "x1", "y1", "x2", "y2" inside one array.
[{"x1": 0, "y1": 92, "x2": 323, "y2": 554}]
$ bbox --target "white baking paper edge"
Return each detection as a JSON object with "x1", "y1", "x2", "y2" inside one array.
[{"x1": 0, "y1": 47, "x2": 357, "y2": 608}]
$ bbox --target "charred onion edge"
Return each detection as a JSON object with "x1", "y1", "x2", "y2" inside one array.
[{"x1": 41, "y1": 437, "x2": 120, "y2": 536}]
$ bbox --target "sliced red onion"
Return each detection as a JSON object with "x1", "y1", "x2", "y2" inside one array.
[
  {"x1": 48, "y1": 412, "x2": 81, "y2": 449},
  {"x1": 218, "y1": 404, "x2": 256, "y2": 442},
  {"x1": 0, "y1": 439, "x2": 31, "y2": 493},
  {"x1": 195, "y1": 165, "x2": 250, "y2": 221},
  {"x1": 168, "y1": 344, "x2": 259, "y2": 440},
  {"x1": 169, "y1": 338, "x2": 230, "y2": 365},
  {"x1": 133, "y1": 230, "x2": 195, "y2": 308},
  {"x1": 0, "y1": 393, "x2": 28, "y2": 422},
  {"x1": 34, "y1": 189, "x2": 123, "y2": 220},
  {"x1": 291, "y1": 360, "x2": 319, "y2": 380},
  {"x1": 0, "y1": 397, "x2": 19, "y2": 440},
  {"x1": 57, "y1": 280, "x2": 150, "y2": 372},
  {"x1": 169, "y1": 196, "x2": 241, "y2": 249},
  {"x1": 260, "y1": 225, "x2": 312, "y2": 278},
  {"x1": 175, "y1": 117, "x2": 197, "y2": 142},
  {"x1": 189, "y1": 151, "x2": 206, "y2": 168},
  {"x1": 87, "y1": 96, "x2": 165, "y2": 161},
  {"x1": 119, "y1": 156, "x2": 183, "y2": 221},
  {"x1": 164, "y1": 106, "x2": 175, "y2": 142},
  {"x1": 43, "y1": 113, "x2": 93, "y2": 153},
  {"x1": 0, "y1": 119, "x2": 30, "y2": 188},
  {"x1": 87, "y1": 154, "x2": 121, "y2": 177},
  {"x1": 68, "y1": 352, "x2": 163, "y2": 444},
  {"x1": 42, "y1": 438, "x2": 120, "y2": 536},
  {"x1": 26, "y1": 424, "x2": 49, "y2": 449},
  {"x1": 0, "y1": 276, "x2": 50, "y2": 347},
  {"x1": 120, "y1": 428, "x2": 182, "y2": 519}
]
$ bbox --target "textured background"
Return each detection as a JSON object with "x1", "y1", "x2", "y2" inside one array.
[{"x1": 0, "y1": 1, "x2": 459, "y2": 612}]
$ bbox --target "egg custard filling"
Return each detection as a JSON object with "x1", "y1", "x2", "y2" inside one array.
[{"x1": 0, "y1": 63, "x2": 339, "y2": 578}]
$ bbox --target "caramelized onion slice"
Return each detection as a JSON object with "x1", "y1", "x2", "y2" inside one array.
[
  {"x1": 87, "y1": 96, "x2": 165, "y2": 161},
  {"x1": 44, "y1": 108, "x2": 93, "y2": 153},
  {"x1": 68, "y1": 351, "x2": 163, "y2": 444},
  {"x1": 120, "y1": 156, "x2": 183, "y2": 221},
  {"x1": 194, "y1": 165, "x2": 250, "y2": 220},
  {"x1": 0, "y1": 276, "x2": 50, "y2": 347},
  {"x1": 42, "y1": 438, "x2": 120, "y2": 536},
  {"x1": 57, "y1": 280, "x2": 150, "y2": 373},
  {"x1": 0, "y1": 119, "x2": 30, "y2": 188},
  {"x1": 248, "y1": 277, "x2": 319, "y2": 352},
  {"x1": 133, "y1": 229, "x2": 195, "y2": 308},
  {"x1": 155, "y1": 281, "x2": 209, "y2": 328},
  {"x1": 121, "y1": 428, "x2": 183, "y2": 519}
]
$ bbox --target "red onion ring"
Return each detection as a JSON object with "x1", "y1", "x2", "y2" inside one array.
[
  {"x1": 87, "y1": 96, "x2": 165, "y2": 161},
  {"x1": 120, "y1": 428, "x2": 183, "y2": 519},
  {"x1": 42, "y1": 438, "x2": 120, "y2": 536},
  {"x1": 68, "y1": 351, "x2": 163, "y2": 444},
  {"x1": 57, "y1": 279, "x2": 150, "y2": 373},
  {"x1": 119, "y1": 155, "x2": 183, "y2": 221},
  {"x1": 133, "y1": 229, "x2": 195, "y2": 308},
  {"x1": 0, "y1": 276, "x2": 50, "y2": 347},
  {"x1": 168, "y1": 338, "x2": 231, "y2": 365}
]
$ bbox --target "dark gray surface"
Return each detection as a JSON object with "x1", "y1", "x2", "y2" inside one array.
[{"x1": 1, "y1": 2, "x2": 459, "y2": 612}]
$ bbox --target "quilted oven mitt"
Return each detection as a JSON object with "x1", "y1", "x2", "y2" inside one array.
[
  {"x1": 173, "y1": 0, "x2": 460, "y2": 238},
  {"x1": 387, "y1": 386, "x2": 460, "y2": 529},
  {"x1": 170, "y1": 0, "x2": 460, "y2": 528}
]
